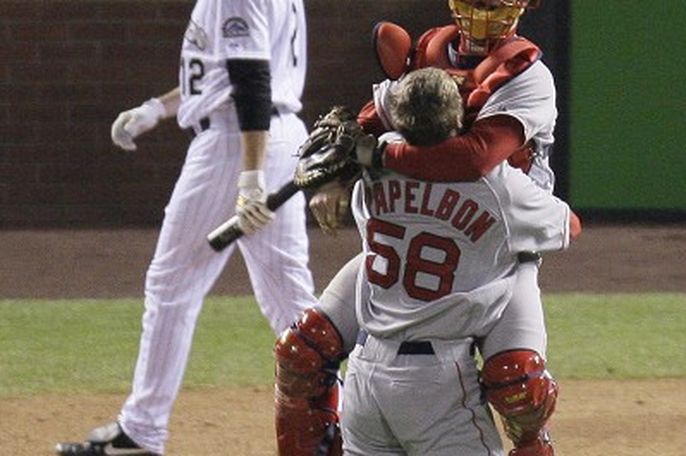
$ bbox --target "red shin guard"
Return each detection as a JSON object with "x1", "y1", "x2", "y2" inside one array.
[
  {"x1": 481, "y1": 350, "x2": 558, "y2": 454},
  {"x1": 274, "y1": 308, "x2": 345, "y2": 456}
]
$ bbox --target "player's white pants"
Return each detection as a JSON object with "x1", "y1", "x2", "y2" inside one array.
[
  {"x1": 119, "y1": 110, "x2": 317, "y2": 454},
  {"x1": 342, "y1": 334, "x2": 504, "y2": 456}
]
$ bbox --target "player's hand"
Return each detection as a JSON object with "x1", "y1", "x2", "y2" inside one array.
[
  {"x1": 353, "y1": 133, "x2": 384, "y2": 168},
  {"x1": 236, "y1": 170, "x2": 275, "y2": 235},
  {"x1": 309, "y1": 180, "x2": 351, "y2": 236},
  {"x1": 111, "y1": 98, "x2": 166, "y2": 151}
]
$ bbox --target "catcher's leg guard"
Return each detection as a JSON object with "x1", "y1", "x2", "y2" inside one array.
[
  {"x1": 481, "y1": 350, "x2": 558, "y2": 456},
  {"x1": 275, "y1": 308, "x2": 345, "y2": 456}
]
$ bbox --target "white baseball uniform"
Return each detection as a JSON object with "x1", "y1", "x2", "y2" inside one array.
[
  {"x1": 118, "y1": 1, "x2": 316, "y2": 454},
  {"x1": 341, "y1": 162, "x2": 571, "y2": 455}
]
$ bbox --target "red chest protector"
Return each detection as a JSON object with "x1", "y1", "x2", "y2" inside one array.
[
  {"x1": 366, "y1": 22, "x2": 542, "y2": 172},
  {"x1": 411, "y1": 24, "x2": 541, "y2": 128}
]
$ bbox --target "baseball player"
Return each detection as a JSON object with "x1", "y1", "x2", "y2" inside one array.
[
  {"x1": 343, "y1": 66, "x2": 575, "y2": 456},
  {"x1": 56, "y1": 1, "x2": 316, "y2": 455},
  {"x1": 275, "y1": 1, "x2": 576, "y2": 455}
]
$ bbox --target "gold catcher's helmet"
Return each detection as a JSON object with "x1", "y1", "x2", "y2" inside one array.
[{"x1": 448, "y1": 0, "x2": 540, "y2": 54}]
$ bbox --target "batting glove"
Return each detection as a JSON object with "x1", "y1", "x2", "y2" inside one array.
[
  {"x1": 111, "y1": 98, "x2": 166, "y2": 151},
  {"x1": 236, "y1": 170, "x2": 275, "y2": 235}
]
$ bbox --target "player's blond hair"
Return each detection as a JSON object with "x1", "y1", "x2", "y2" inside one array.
[{"x1": 389, "y1": 67, "x2": 463, "y2": 146}]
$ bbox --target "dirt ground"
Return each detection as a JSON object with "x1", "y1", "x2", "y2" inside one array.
[
  {"x1": 2, "y1": 379, "x2": 685, "y2": 456},
  {"x1": 1, "y1": 224, "x2": 685, "y2": 455}
]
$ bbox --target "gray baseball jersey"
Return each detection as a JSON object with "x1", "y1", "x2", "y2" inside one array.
[
  {"x1": 351, "y1": 162, "x2": 570, "y2": 342},
  {"x1": 342, "y1": 162, "x2": 570, "y2": 455}
]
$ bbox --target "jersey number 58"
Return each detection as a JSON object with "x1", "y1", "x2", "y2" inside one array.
[{"x1": 366, "y1": 218, "x2": 461, "y2": 302}]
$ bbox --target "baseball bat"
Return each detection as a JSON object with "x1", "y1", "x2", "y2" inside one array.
[{"x1": 207, "y1": 180, "x2": 301, "y2": 252}]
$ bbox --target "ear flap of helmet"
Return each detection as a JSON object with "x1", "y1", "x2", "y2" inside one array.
[{"x1": 372, "y1": 22, "x2": 412, "y2": 80}]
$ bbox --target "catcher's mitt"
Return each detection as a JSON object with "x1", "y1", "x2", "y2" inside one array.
[{"x1": 293, "y1": 106, "x2": 364, "y2": 189}]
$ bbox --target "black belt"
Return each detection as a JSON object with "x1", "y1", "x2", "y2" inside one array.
[
  {"x1": 356, "y1": 331, "x2": 435, "y2": 355},
  {"x1": 398, "y1": 341, "x2": 435, "y2": 355},
  {"x1": 187, "y1": 107, "x2": 282, "y2": 139},
  {"x1": 187, "y1": 117, "x2": 211, "y2": 138},
  {"x1": 518, "y1": 251, "x2": 541, "y2": 263}
]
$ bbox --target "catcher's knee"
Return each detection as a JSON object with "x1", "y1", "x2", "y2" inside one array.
[
  {"x1": 481, "y1": 349, "x2": 558, "y2": 446},
  {"x1": 275, "y1": 308, "x2": 345, "y2": 456}
]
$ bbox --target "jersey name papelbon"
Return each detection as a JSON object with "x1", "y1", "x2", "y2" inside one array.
[{"x1": 363, "y1": 178, "x2": 497, "y2": 243}]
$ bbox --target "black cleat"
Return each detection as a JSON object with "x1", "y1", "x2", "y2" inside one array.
[{"x1": 55, "y1": 422, "x2": 159, "y2": 455}]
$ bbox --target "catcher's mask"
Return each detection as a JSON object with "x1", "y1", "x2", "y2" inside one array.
[{"x1": 448, "y1": 0, "x2": 540, "y2": 55}]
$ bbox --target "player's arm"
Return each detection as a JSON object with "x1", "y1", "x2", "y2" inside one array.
[
  {"x1": 110, "y1": 87, "x2": 181, "y2": 151},
  {"x1": 156, "y1": 87, "x2": 181, "y2": 118},
  {"x1": 356, "y1": 92, "x2": 524, "y2": 182},
  {"x1": 381, "y1": 114, "x2": 524, "y2": 181},
  {"x1": 226, "y1": 57, "x2": 275, "y2": 234},
  {"x1": 360, "y1": 63, "x2": 555, "y2": 182},
  {"x1": 497, "y1": 165, "x2": 581, "y2": 253},
  {"x1": 357, "y1": 99, "x2": 391, "y2": 138},
  {"x1": 227, "y1": 58, "x2": 272, "y2": 170},
  {"x1": 569, "y1": 211, "x2": 582, "y2": 241}
]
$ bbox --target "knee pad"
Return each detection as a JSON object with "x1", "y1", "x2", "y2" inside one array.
[
  {"x1": 481, "y1": 350, "x2": 558, "y2": 448},
  {"x1": 274, "y1": 308, "x2": 345, "y2": 456}
]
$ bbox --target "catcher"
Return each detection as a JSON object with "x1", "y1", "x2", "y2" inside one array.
[
  {"x1": 284, "y1": 69, "x2": 576, "y2": 455},
  {"x1": 273, "y1": 1, "x2": 582, "y2": 455}
]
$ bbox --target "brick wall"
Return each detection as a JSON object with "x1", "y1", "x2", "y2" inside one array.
[
  {"x1": 0, "y1": 1, "x2": 559, "y2": 228},
  {"x1": 0, "y1": 1, "x2": 194, "y2": 227}
]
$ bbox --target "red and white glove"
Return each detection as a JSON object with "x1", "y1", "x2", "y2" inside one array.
[
  {"x1": 110, "y1": 98, "x2": 166, "y2": 151},
  {"x1": 236, "y1": 170, "x2": 275, "y2": 235}
]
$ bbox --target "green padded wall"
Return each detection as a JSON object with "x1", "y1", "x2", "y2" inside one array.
[{"x1": 570, "y1": 2, "x2": 686, "y2": 211}]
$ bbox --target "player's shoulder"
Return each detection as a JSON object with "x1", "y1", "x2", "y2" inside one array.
[
  {"x1": 483, "y1": 163, "x2": 532, "y2": 202},
  {"x1": 495, "y1": 59, "x2": 555, "y2": 101},
  {"x1": 514, "y1": 58, "x2": 554, "y2": 89},
  {"x1": 219, "y1": 0, "x2": 273, "y2": 17},
  {"x1": 483, "y1": 162, "x2": 511, "y2": 187},
  {"x1": 501, "y1": 55, "x2": 548, "y2": 83},
  {"x1": 523, "y1": 59, "x2": 554, "y2": 81}
]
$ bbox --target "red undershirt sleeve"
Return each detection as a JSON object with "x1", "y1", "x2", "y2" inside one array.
[
  {"x1": 357, "y1": 99, "x2": 388, "y2": 137},
  {"x1": 383, "y1": 114, "x2": 525, "y2": 182},
  {"x1": 569, "y1": 210, "x2": 582, "y2": 241}
]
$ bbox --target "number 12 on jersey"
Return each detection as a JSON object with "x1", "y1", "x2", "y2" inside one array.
[{"x1": 180, "y1": 57, "x2": 204, "y2": 96}]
